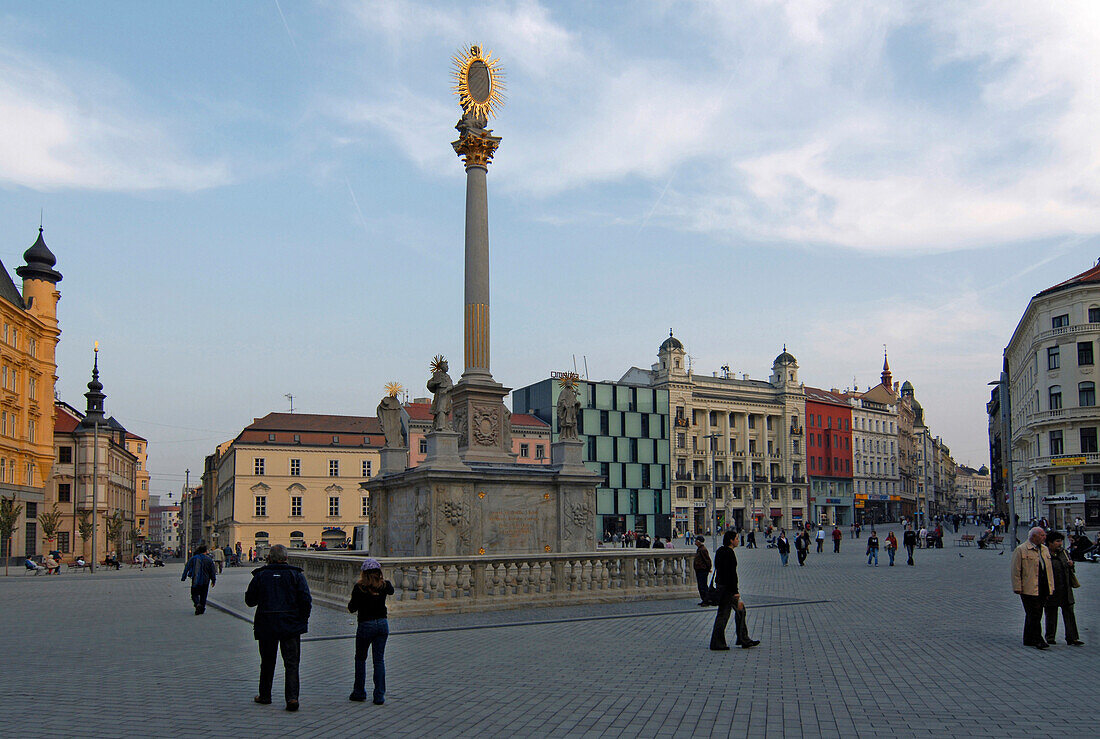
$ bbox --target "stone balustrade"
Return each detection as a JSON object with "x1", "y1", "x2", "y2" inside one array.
[{"x1": 288, "y1": 549, "x2": 697, "y2": 615}]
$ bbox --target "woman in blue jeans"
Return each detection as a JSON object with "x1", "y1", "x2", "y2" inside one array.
[{"x1": 348, "y1": 558, "x2": 394, "y2": 704}]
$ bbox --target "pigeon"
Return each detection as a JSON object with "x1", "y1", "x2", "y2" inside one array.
[
  {"x1": 958, "y1": 553, "x2": 964, "y2": 558},
  {"x1": 999, "y1": 551, "x2": 1005, "y2": 555}
]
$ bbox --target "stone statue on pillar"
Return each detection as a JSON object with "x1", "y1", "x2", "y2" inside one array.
[
  {"x1": 378, "y1": 382, "x2": 406, "y2": 449},
  {"x1": 556, "y1": 374, "x2": 581, "y2": 441},
  {"x1": 427, "y1": 355, "x2": 453, "y2": 432}
]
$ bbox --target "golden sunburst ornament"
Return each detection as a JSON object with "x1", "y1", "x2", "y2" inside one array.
[
  {"x1": 557, "y1": 372, "x2": 580, "y2": 390},
  {"x1": 384, "y1": 381, "x2": 403, "y2": 398},
  {"x1": 430, "y1": 354, "x2": 448, "y2": 373},
  {"x1": 452, "y1": 44, "x2": 505, "y2": 119}
]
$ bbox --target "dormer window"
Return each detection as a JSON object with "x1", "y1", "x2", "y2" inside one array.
[{"x1": 675, "y1": 359, "x2": 680, "y2": 369}]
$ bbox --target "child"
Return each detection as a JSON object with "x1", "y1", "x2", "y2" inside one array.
[{"x1": 348, "y1": 557, "x2": 394, "y2": 704}]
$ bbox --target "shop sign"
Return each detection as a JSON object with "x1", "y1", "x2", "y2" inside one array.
[
  {"x1": 824, "y1": 498, "x2": 843, "y2": 505},
  {"x1": 1052, "y1": 456, "x2": 1087, "y2": 467},
  {"x1": 1041, "y1": 494, "x2": 1085, "y2": 504},
  {"x1": 692, "y1": 500, "x2": 707, "y2": 507}
]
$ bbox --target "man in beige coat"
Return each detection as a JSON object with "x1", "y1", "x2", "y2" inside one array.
[{"x1": 1011, "y1": 527, "x2": 1055, "y2": 649}]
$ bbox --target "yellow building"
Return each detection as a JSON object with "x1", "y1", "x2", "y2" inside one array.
[
  {"x1": 0, "y1": 228, "x2": 62, "y2": 561},
  {"x1": 125, "y1": 433, "x2": 150, "y2": 540},
  {"x1": 212, "y1": 413, "x2": 381, "y2": 555}
]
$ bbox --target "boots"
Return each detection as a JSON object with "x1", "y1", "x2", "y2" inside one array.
[{"x1": 349, "y1": 660, "x2": 367, "y2": 701}]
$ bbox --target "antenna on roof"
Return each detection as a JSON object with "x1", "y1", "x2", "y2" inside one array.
[
  {"x1": 583, "y1": 355, "x2": 589, "y2": 380},
  {"x1": 285, "y1": 393, "x2": 294, "y2": 412},
  {"x1": 39, "y1": 208, "x2": 44, "y2": 230}
]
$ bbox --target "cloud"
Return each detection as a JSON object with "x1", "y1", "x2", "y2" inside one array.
[
  {"x1": 0, "y1": 49, "x2": 229, "y2": 192},
  {"x1": 331, "y1": 0, "x2": 1100, "y2": 252}
]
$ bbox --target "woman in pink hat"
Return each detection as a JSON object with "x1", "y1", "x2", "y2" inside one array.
[{"x1": 348, "y1": 557, "x2": 394, "y2": 704}]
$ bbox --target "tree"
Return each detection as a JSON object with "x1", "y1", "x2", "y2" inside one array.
[
  {"x1": 0, "y1": 494, "x2": 24, "y2": 576},
  {"x1": 128, "y1": 526, "x2": 142, "y2": 556},
  {"x1": 77, "y1": 511, "x2": 94, "y2": 557},
  {"x1": 104, "y1": 510, "x2": 125, "y2": 557},
  {"x1": 37, "y1": 504, "x2": 64, "y2": 550}
]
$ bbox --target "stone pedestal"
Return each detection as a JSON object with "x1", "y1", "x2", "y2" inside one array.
[
  {"x1": 450, "y1": 374, "x2": 515, "y2": 464},
  {"x1": 551, "y1": 439, "x2": 586, "y2": 470},
  {"x1": 379, "y1": 447, "x2": 408, "y2": 476},
  {"x1": 421, "y1": 430, "x2": 464, "y2": 470}
]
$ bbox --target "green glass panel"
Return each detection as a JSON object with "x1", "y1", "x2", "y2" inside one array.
[
  {"x1": 608, "y1": 464, "x2": 623, "y2": 488},
  {"x1": 624, "y1": 412, "x2": 642, "y2": 437},
  {"x1": 636, "y1": 387, "x2": 654, "y2": 413},
  {"x1": 625, "y1": 463, "x2": 642, "y2": 489},
  {"x1": 595, "y1": 383, "x2": 614, "y2": 410},
  {"x1": 596, "y1": 436, "x2": 614, "y2": 462},
  {"x1": 656, "y1": 390, "x2": 669, "y2": 414},
  {"x1": 582, "y1": 409, "x2": 600, "y2": 436},
  {"x1": 596, "y1": 488, "x2": 615, "y2": 513},
  {"x1": 617, "y1": 490, "x2": 632, "y2": 513},
  {"x1": 662, "y1": 490, "x2": 672, "y2": 509},
  {"x1": 656, "y1": 441, "x2": 669, "y2": 464},
  {"x1": 637, "y1": 490, "x2": 655, "y2": 514},
  {"x1": 638, "y1": 438, "x2": 655, "y2": 464},
  {"x1": 609, "y1": 411, "x2": 622, "y2": 437},
  {"x1": 648, "y1": 414, "x2": 663, "y2": 438},
  {"x1": 615, "y1": 385, "x2": 631, "y2": 408}
]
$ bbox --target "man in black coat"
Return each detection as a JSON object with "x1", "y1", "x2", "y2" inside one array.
[
  {"x1": 1044, "y1": 532, "x2": 1083, "y2": 646},
  {"x1": 245, "y1": 544, "x2": 313, "y2": 711},
  {"x1": 709, "y1": 530, "x2": 759, "y2": 650},
  {"x1": 903, "y1": 527, "x2": 917, "y2": 566}
]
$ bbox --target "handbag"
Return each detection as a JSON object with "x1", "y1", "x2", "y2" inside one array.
[
  {"x1": 706, "y1": 571, "x2": 720, "y2": 604},
  {"x1": 1070, "y1": 565, "x2": 1081, "y2": 589}
]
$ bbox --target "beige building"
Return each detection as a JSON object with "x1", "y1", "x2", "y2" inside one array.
[
  {"x1": 125, "y1": 433, "x2": 150, "y2": 540},
  {"x1": 955, "y1": 465, "x2": 992, "y2": 514},
  {"x1": 622, "y1": 334, "x2": 807, "y2": 532},
  {"x1": 212, "y1": 413, "x2": 382, "y2": 553},
  {"x1": 850, "y1": 357, "x2": 903, "y2": 520},
  {"x1": 0, "y1": 228, "x2": 62, "y2": 561}
]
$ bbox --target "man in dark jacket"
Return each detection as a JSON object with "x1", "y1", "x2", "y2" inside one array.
[
  {"x1": 795, "y1": 530, "x2": 810, "y2": 566},
  {"x1": 903, "y1": 527, "x2": 917, "y2": 565},
  {"x1": 1044, "y1": 532, "x2": 1083, "y2": 646},
  {"x1": 709, "y1": 530, "x2": 759, "y2": 650},
  {"x1": 245, "y1": 544, "x2": 312, "y2": 711},
  {"x1": 181, "y1": 545, "x2": 217, "y2": 615},
  {"x1": 693, "y1": 536, "x2": 713, "y2": 606}
]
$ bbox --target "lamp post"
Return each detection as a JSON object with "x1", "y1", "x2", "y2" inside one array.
[
  {"x1": 989, "y1": 370, "x2": 1018, "y2": 550},
  {"x1": 705, "y1": 433, "x2": 721, "y2": 552}
]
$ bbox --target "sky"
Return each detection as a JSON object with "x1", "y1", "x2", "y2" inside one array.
[{"x1": 2, "y1": 0, "x2": 1099, "y2": 499}]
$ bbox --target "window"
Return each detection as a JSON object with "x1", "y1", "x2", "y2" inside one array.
[
  {"x1": 1091, "y1": 307, "x2": 1100, "y2": 323},
  {"x1": 748, "y1": 415, "x2": 756, "y2": 429},
  {"x1": 329, "y1": 496, "x2": 340, "y2": 516},
  {"x1": 676, "y1": 433, "x2": 685, "y2": 449},
  {"x1": 1080, "y1": 342, "x2": 1094, "y2": 366},
  {"x1": 1052, "y1": 314, "x2": 1070, "y2": 328},
  {"x1": 419, "y1": 439, "x2": 428, "y2": 455},
  {"x1": 254, "y1": 458, "x2": 265, "y2": 475},
  {"x1": 332, "y1": 436, "x2": 340, "y2": 443},
  {"x1": 290, "y1": 459, "x2": 301, "y2": 476},
  {"x1": 267, "y1": 433, "x2": 276, "y2": 442},
  {"x1": 141, "y1": 499, "x2": 146, "y2": 511},
  {"x1": 676, "y1": 486, "x2": 687, "y2": 499},
  {"x1": 57, "y1": 531, "x2": 69, "y2": 554},
  {"x1": 329, "y1": 459, "x2": 339, "y2": 477},
  {"x1": 693, "y1": 486, "x2": 703, "y2": 499},
  {"x1": 1050, "y1": 430, "x2": 1064, "y2": 456},
  {"x1": 58, "y1": 446, "x2": 72, "y2": 464},
  {"x1": 255, "y1": 496, "x2": 267, "y2": 517},
  {"x1": 1081, "y1": 428, "x2": 1098, "y2": 454},
  {"x1": 362, "y1": 460, "x2": 372, "y2": 478},
  {"x1": 141, "y1": 480, "x2": 148, "y2": 491},
  {"x1": 360, "y1": 496, "x2": 368, "y2": 517},
  {"x1": 293, "y1": 434, "x2": 301, "y2": 443},
  {"x1": 520, "y1": 443, "x2": 529, "y2": 458},
  {"x1": 1049, "y1": 386, "x2": 1062, "y2": 410},
  {"x1": 1081, "y1": 382, "x2": 1096, "y2": 407},
  {"x1": 291, "y1": 496, "x2": 302, "y2": 517},
  {"x1": 27, "y1": 419, "x2": 35, "y2": 443},
  {"x1": 58, "y1": 483, "x2": 71, "y2": 503},
  {"x1": 1048, "y1": 346, "x2": 1060, "y2": 370},
  {"x1": 28, "y1": 377, "x2": 36, "y2": 400},
  {"x1": 535, "y1": 445, "x2": 545, "y2": 459}
]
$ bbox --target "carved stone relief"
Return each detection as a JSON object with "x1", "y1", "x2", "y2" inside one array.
[{"x1": 471, "y1": 404, "x2": 500, "y2": 446}]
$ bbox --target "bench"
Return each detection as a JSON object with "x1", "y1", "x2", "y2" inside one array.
[
  {"x1": 67, "y1": 562, "x2": 91, "y2": 572},
  {"x1": 956, "y1": 534, "x2": 976, "y2": 546},
  {"x1": 990, "y1": 536, "x2": 1004, "y2": 550}
]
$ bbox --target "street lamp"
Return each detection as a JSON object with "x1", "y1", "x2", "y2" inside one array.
[
  {"x1": 704, "y1": 432, "x2": 721, "y2": 552},
  {"x1": 989, "y1": 371, "x2": 1019, "y2": 550}
]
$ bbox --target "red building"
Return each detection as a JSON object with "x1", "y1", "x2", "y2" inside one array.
[{"x1": 804, "y1": 387, "x2": 854, "y2": 526}]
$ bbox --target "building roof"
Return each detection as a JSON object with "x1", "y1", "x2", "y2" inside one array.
[
  {"x1": 773, "y1": 349, "x2": 797, "y2": 366},
  {"x1": 1035, "y1": 259, "x2": 1100, "y2": 298},
  {"x1": 659, "y1": 329, "x2": 684, "y2": 352},
  {"x1": 16, "y1": 227, "x2": 62, "y2": 285},
  {"x1": 55, "y1": 402, "x2": 82, "y2": 433},
  {"x1": 803, "y1": 386, "x2": 849, "y2": 407},
  {"x1": 243, "y1": 412, "x2": 382, "y2": 435},
  {"x1": 126, "y1": 431, "x2": 148, "y2": 442},
  {"x1": 403, "y1": 403, "x2": 433, "y2": 421},
  {"x1": 511, "y1": 413, "x2": 548, "y2": 428},
  {"x1": 0, "y1": 257, "x2": 24, "y2": 310}
]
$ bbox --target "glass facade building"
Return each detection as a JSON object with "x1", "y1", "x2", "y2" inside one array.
[{"x1": 513, "y1": 378, "x2": 671, "y2": 537}]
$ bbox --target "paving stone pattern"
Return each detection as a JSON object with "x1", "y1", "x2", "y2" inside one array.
[{"x1": 2, "y1": 526, "x2": 1097, "y2": 738}]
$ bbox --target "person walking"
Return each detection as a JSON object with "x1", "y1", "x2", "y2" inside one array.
[
  {"x1": 1011, "y1": 527, "x2": 1055, "y2": 649},
  {"x1": 884, "y1": 532, "x2": 898, "y2": 566},
  {"x1": 866, "y1": 531, "x2": 879, "y2": 567},
  {"x1": 210, "y1": 544, "x2": 225, "y2": 574},
  {"x1": 746, "y1": 530, "x2": 757, "y2": 549},
  {"x1": 795, "y1": 530, "x2": 810, "y2": 566},
  {"x1": 245, "y1": 544, "x2": 313, "y2": 710},
  {"x1": 709, "y1": 530, "x2": 759, "y2": 651},
  {"x1": 918, "y1": 525, "x2": 928, "y2": 549},
  {"x1": 776, "y1": 531, "x2": 790, "y2": 566},
  {"x1": 693, "y1": 536, "x2": 713, "y2": 606},
  {"x1": 1043, "y1": 532, "x2": 1083, "y2": 646},
  {"x1": 903, "y1": 527, "x2": 917, "y2": 565},
  {"x1": 815, "y1": 527, "x2": 825, "y2": 553},
  {"x1": 181, "y1": 545, "x2": 217, "y2": 615},
  {"x1": 832, "y1": 525, "x2": 842, "y2": 553},
  {"x1": 348, "y1": 557, "x2": 394, "y2": 704}
]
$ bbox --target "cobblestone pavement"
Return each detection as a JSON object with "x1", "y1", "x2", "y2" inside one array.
[{"x1": 3, "y1": 528, "x2": 1097, "y2": 738}]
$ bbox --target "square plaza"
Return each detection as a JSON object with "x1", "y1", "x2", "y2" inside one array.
[{"x1": 3, "y1": 530, "x2": 1096, "y2": 738}]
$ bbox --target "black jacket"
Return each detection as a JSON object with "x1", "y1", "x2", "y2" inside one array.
[
  {"x1": 244, "y1": 563, "x2": 312, "y2": 641},
  {"x1": 903, "y1": 531, "x2": 917, "y2": 547},
  {"x1": 1049, "y1": 548, "x2": 1076, "y2": 606},
  {"x1": 776, "y1": 537, "x2": 790, "y2": 554},
  {"x1": 713, "y1": 545, "x2": 738, "y2": 592}
]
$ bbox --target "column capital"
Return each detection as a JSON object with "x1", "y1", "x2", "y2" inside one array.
[{"x1": 452, "y1": 131, "x2": 501, "y2": 168}]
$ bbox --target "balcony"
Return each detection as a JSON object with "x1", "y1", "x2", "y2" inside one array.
[
  {"x1": 1031, "y1": 322, "x2": 1100, "y2": 350},
  {"x1": 1027, "y1": 453, "x2": 1100, "y2": 471},
  {"x1": 1027, "y1": 407, "x2": 1100, "y2": 427},
  {"x1": 715, "y1": 474, "x2": 731, "y2": 482},
  {"x1": 790, "y1": 426, "x2": 803, "y2": 435},
  {"x1": 734, "y1": 475, "x2": 750, "y2": 482},
  {"x1": 752, "y1": 474, "x2": 769, "y2": 482},
  {"x1": 674, "y1": 472, "x2": 692, "y2": 481},
  {"x1": 772, "y1": 475, "x2": 787, "y2": 483},
  {"x1": 791, "y1": 475, "x2": 806, "y2": 483},
  {"x1": 696, "y1": 474, "x2": 711, "y2": 481}
]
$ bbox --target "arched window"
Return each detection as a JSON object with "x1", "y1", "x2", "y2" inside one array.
[{"x1": 1080, "y1": 382, "x2": 1095, "y2": 407}]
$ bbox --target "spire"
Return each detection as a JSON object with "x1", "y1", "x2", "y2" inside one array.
[
  {"x1": 16, "y1": 227, "x2": 63, "y2": 284},
  {"x1": 881, "y1": 346, "x2": 892, "y2": 388},
  {"x1": 80, "y1": 343, "x2": 107, "y2": 429}
]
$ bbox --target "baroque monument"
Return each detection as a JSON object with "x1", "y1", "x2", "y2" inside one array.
[{"x1": 366, "y1": 46, "x2": 601, "y2": 557}]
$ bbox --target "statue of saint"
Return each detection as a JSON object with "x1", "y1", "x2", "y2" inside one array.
[
  {"x1": 377, "y1": 388, "x2": 405, "y2": 449},
  {"x1": 427, "y1": 355, "x2": 453, "y2": 432},
  {"x1": 556, "y1": 377, "x2": 581, "y2": 441}
]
